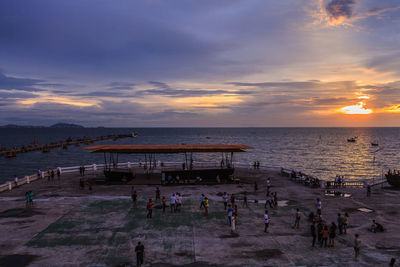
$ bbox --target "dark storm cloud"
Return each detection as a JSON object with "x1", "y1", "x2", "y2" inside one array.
[
  {"x1": 325, "y1": 0, "x2": 356, "y2": 19},
  {"x1": 0, "y1": 72, "x2": 45, "y2": 92}
]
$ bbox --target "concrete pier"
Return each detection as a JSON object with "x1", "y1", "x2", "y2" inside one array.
[{"x1": 0, "y1": 168, "x2": 399, "y2": 266}]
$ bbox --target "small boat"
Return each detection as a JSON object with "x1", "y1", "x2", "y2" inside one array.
[
  {"x1": 386, "y1": 172, "x2": 400, "y2": 188},
  {"x1": 347, "y1": 137, "x2": 356, "y2": 142},
  {"x1": 6, "y1": 151, "x2": 16, "y2": 158},
  {"x1": 132, "y1": 132, "x2": 138, "y2": 138},
  {"x1": 371, "y1": 142, "x2": 379, "y2": 146}
]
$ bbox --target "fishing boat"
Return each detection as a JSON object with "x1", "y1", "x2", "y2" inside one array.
[
  {"x1": 6, "y1": 151, "x2": 16, "y2": 158},
  {"x1": 385, "y1": 172, "x2": 400, "y2": 188},
  {"x1": 347, "y1": 137, "x2": 357, "y2": 142},
  {"x1": 371, "y1": 142, "x2": 379, "y2": 146}
]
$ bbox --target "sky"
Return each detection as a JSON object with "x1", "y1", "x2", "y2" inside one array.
[{"x1": 0, "y1": 0, "x2": 400, "y2": 127}]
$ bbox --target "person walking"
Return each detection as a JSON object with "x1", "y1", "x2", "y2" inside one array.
[
  {"x1": 354, "y1": 234, "x2": 361, "y2": 262},
  {"x1": 227, "y1": 204, "x2": 233, "y2": 225},
  {"x1": 311, "y1": 221, "x2": 317, "y2": 247},
  {"x1": 329, "y1": 222, "x2": 337, "y2": 247},
  {"x1": 264, "y1": 210, "x2": 270, "y2": 233},
  {"x1": 155, "y1": 187, "x2": 160, "y2": 202},
  {"x1": 170, "y1": 194, "x2": 176, "y2": 213},
  {"x1": 176, "y1": 193, "x2": 182, "y2": 212},
  {"x1": 265, "y1": 193, "x2": 274, "y2": 208},
  {"x1": 200, "y1": 194, "x2": 206, "y2": 209},
  {"x1": 204, "y1": 197, "x2": 209, "y2": 216},
  {"x1": 222, "y1": 192, "x2": 228, "y2": 210},
  {"x1": 254, "y1": 181, "x2": 258, "y2": 192},
  {"x1": 293, "y1": 208, "x2": 301, "y2": 229},
  {"x1": 146, "y1": 199, "x2": 153, "y2": 218},
  {"x1": 135, "y1": 241, "x2": 145, "y2": 267}
]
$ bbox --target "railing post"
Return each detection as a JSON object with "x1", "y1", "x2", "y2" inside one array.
[
  {"x1": 26, "y1": 176, "x2": 30, "y2": 184},
  {"x1": 8, "y1": 182, "x2": 12, "y2": 190}
]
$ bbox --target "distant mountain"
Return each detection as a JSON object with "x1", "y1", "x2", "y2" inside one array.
[
  {"x1": 0, "y1": 123, "x2": 84, "y2": 128},
  {"x1": 50, "y1": 123, "x2": 84, "y2": 128}
]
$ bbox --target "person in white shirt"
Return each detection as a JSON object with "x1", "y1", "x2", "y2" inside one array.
[
  {"x1": 170, "y1": 194, "x2": 176, "y2": 213},
  {"x1": 316, "y1": 198, "x2": 322, "y2": 215},
  {"x1": 264, "y1": 210, "x2": 270, "y2": 233},
  {"x1": 222, "y1": 192, "x2": 228, "y2": 210}
]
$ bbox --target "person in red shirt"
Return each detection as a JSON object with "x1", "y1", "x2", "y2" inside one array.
[
  {"x1": 162, "y1": 197, "x2": 166, "y2": 213},
  {"x1": 146, "y1": 199, "x2": 153, "y2": 218}
]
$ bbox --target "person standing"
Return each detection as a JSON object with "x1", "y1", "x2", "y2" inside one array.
[
  {"x1": 367, "y1": 184, "x2": 371, "y2": 197},
  {"x1": 254, "y1": 181, "x2": 258, "y2": 192},
  {"x1": 344, "y1": 213, "x2": 349, "y2": 234},
  {"x1": 321, "y1": 225, "x2": 329, "y2": 248},
  {"x1": 155, "y1": 187, "x2": 160, "y2": 202},
  {"x1": 25, "y1": 192, "x2": 30, "y2": 208},
  {"x1": 293, "y1": 208, "x2": 301, "y2": 229},
  {"x1": 170, "y1": 194, "x2": 176, "y2": 213},
  {"x1": 14, "y1": 175, "x2": 18, "y2": 187},
  {"x1": 266, "y1": 177, "x2": 271, "y2": 191},
  {"x1": 329, "y1": 222, "x2": 337, "y2": 247},
  {"x1": 162, "y1": 196, "x2": 166, "y2": 213},
  {"x1": 337, "y1": 213, "x2": 344, "y2": 235},
  {"x1": 243, "y1": 192, "x2": 248, "y2": 208},
  {"x1": 230, "y1": 194, "x2": 235, "y2": 207},
  {"x1": 222, "y1": 192, "x2": 228, "y2": 210},
  {"x1": 146, "y1": 199, "x2": 153, "y2": 218},
  {"x1": 264, "y1": 210, "x2": 270, "y2": 233},
  {"x1": 135, "y1": 241, "x2": 145, "y2": 267},
  {"x1": 316, "y1": 198, "x2": 322, "y2": 215},
  {"x1": 29, "y1": 191, "x2": 34, "y2": 206},
  {"x1": 132, "y1": 190, "x2": 137, "y2": 208},
  {"x1": 311, "y1": 221, "x2": 317, "y2": 247},
  {"x1": 354, "y1": 234, "x2": 361, "y2": 262},
  {"x1": 204, "y1": 197, "x2": 209, "y2": 216},
  {"x1": 317, "y1": 221, "x2": 323, "y2": 246},
  {"x1": 57, "y1": 168, "x2": 61, "y2": 180},
  {"x1": 176, "y1": 193, "x2": 182, "y2": 212}
]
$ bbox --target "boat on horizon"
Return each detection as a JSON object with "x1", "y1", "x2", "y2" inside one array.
[
  {"x1": 347, "y1": 136, "x2": 357, "y2": 142},
  {"x1": 371, "y1": 142, "x2": 379, "y2": 146}
]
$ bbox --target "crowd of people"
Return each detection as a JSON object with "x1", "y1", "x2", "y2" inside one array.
[{"x1": 281, "y1": 168, "x2": 321, "y2": 188}]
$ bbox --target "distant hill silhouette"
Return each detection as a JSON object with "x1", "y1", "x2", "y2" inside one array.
[
  {"x1": 50, "y1": 123, "x2": 84, "y2": 128},
  {"x1": 0, "y1": 123, "x2": 84, "y2": 128}
]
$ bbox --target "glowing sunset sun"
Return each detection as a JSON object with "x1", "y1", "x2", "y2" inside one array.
[{"x1": 340, "y1": 102, "x2": 372, "y2": 115}]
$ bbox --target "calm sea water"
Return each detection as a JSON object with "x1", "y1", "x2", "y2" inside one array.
[{"x1": 1, "y1": 128, "x2": 399, "y2": 184}]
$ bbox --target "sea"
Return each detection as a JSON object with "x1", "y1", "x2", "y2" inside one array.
[{"x1": 1, "y1": 127, "x2": 399, "y2": 184}]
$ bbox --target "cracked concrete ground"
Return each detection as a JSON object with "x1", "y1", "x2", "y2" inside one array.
[{"x1": 0, "y1": 168, "x2": 399, "y2": 266}]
